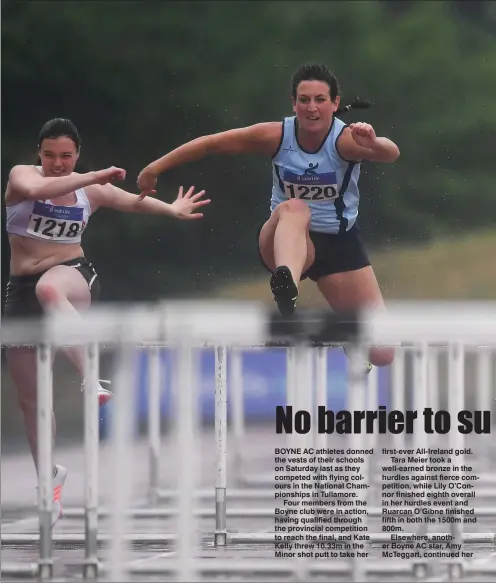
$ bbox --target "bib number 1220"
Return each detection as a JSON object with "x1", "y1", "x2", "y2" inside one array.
[{"x1": 284, "y1": 182, "x2": 338, "y2": 201}]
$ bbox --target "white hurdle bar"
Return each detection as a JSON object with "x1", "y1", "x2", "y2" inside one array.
[
  {"x1": 83, "y1": 341, "x2": 100, "y2": 579},
  {"x1": 147, "y1": 345, "x2": 162, "y2": 507},
  {"x1": 38, "y1": 342, "x2": 54, "y2": 580},
  {"x1": 3, "y1": 301, "x2": 496, "y2": 581},
  {"x1": 214, "y1": 345, "x2": 228, "y2": 546},
  {"x1": 0, "y1": 335, "x2": 39, "y2": 580}
]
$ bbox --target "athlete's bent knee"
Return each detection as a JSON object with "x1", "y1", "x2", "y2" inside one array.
[
  {"x1": 277, "y1": 198, "x2": 311, "y2": 219},
  {"x1": 369, "y1": 346, "x2": 395, "y2": 367},
  {"x1": 36, "y1": 282, "x2": 62, "y2": 306}
]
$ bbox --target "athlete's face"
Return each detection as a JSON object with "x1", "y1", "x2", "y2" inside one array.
[
  {"x1": 38, "y1": 136, "x2": 79, "y2": 177},
  {"x1": 293, "y1": 80, "x2": 339, "y2": 133}
]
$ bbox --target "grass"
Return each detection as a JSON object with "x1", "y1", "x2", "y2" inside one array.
[{"x1": 211, "y1": 229, "x2": 496, "y2": 307}]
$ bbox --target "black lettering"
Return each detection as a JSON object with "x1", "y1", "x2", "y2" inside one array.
[
  {"x1": 324, "y1": 185, "x2": 337, "y2": 199},
  {"x1": 66, "y1": 222, "x2": 80, "y2": 237},
  {"x1": 457, "y1": 410, "x2": 491, "y2": 434},
  {"x1": 298, "y1": 185, "x2": 311, "y2": 199},
  {"x1": 275, "y1": 406, "x2": 311, "y2": 434},
  {"x1": 311, "y1": 186, "x2": 324, "y2": 200},
  {"x1": 41, "y1": 219, "x2": 57, "y2": 237}
]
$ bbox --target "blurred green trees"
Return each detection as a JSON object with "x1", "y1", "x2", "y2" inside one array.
[{"x1": 2, "y1": 0, "x2": 495, "y2": 300}]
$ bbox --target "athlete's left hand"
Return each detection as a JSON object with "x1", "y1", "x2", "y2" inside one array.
[
  {"x1": 171, "y1": 186, "x2": 211, "y2": 219},
  {"x1": 349, "y1": 122, "x2": 377, "y2": 148}
]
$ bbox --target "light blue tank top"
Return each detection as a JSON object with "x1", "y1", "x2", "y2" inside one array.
[{"x1": 270, "y1": 116, "x2": 361, "y2": 234}]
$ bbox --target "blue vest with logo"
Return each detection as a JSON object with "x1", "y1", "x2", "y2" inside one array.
[{"x1": 270, "y1": 116, "x2": 361, "y2": 234}]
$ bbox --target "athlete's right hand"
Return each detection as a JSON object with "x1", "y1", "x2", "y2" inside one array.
[{"x1": 94, "y1": 167, "x2": 126, "y2": 185}]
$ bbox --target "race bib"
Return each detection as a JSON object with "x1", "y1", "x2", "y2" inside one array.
[
  {"x1": 27, "y1": 201, "x2": 84, "y2": 241},
  {"x1": 282, "y1": 170, "x2": 339, "y2": 203}
]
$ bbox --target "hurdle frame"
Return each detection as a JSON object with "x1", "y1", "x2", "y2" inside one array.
[
  {"x1": 2, "y1": 301, "x2": 496, "y2": 582},
  {"x1": 141, "y1": 336, "x2": 495, "y2": 545}
]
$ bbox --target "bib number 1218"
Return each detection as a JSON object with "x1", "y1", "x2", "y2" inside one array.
[{"x1": 29, "y1": 217, "x2": 81, "y2": 238}]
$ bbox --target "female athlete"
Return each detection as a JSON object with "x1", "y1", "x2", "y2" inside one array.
[
  {"x1": 137, "y1": 63, "x2": 400, "y2": 370},
  {"x1": 4, "y1": 117, "x2": 210, "y2": 525}
]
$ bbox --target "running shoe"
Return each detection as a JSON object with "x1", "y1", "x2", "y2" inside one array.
[
  {"x1": 270, "y1": 266, "x2": 298, "y2": 316},
  {"x1": 51, "y1": 464, "x2": 68, "y2": 527},
  {"x1": 81, "y1": 379, "x2": 113, "y2": 406},
  {"x1": 97, "y1": 379, "x2": 113, "y2": 406},
  {"x1": 343, "y1": 347, "x2": 373, "y2": 375}
]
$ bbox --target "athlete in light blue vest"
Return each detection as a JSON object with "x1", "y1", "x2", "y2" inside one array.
[{"x1": 138, "y1": 63, "x2": 400, "y2": 370}]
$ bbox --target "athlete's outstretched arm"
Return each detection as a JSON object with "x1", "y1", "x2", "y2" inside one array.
[
  {"x1": 137, "y1": 122, "x2": 281, "y2": 198},
  {"x1": 91, "y1": 183, "x2": 210, "y2": 220},
  {"x1": 7, "y1": 165, "x2": 126, "y2": 202},
  {"x1": 336, "y1": 123, "x2": 400, "y2": 163}
]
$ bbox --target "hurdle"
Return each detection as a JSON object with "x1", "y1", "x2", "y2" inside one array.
[
  {"x1": 1, "y1": 563, "x2": 39, "y2": 577},
  {"x1": 0, "y1": 330, "x2": 39, "y2": 580},
  {"x1": 2, "y1": 301, "x2": 496, "y2": 582},
  {"x1": 142, "y1": 340, "x2": 495, "y2": 528},
  {"x1": 229, "y1": 345, "x2": 380, "y2": 489},
  {"x1": 121, "y1": 303, "x2": 496, "y2": 580},
  {"x1": 68, "y1": 335, "x2": 495, "y2": 524},
  {"x1": 0, "y1": 302, "x2": 269, "y2": 581},
  {"x1": 142, "y1": 338, "x2": 496, "y2": 552},
  {"x1": 229, "y1": 343, "x2": 495, "y2": 487}
]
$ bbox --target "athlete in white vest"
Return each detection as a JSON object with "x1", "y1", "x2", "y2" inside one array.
[
  {"x1": 4, "y1": 117, "x2": 210, "y2": 526},
  {"x1": 137, "y1": 63, "x2": 400, "y2": 370}
]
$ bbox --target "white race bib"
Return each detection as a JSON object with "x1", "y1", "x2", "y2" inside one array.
[
  {"x1": 282, "y1": 169, "x2": 339, "y2": 203},
  {"x1": 27, "y1": 201, "x2": 84, "y2": 241}
]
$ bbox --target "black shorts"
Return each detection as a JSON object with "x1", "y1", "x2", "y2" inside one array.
[
  {"x1": 257, "y1": 222, "x2": 371, "y2": 282},
  {"x1": 3, "y1": 256, "x2": 100, "y2": 319}
]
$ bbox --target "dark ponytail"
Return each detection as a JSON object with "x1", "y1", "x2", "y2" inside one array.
[
  {"x1": 336, "y1": 98, "x2": 373, "y2": 117},
  {"x1": 291, "y1": 64, "x2": 374, "y2": 118}
]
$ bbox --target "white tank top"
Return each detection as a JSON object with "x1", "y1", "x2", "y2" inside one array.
[{"x1": 5, "y1": 167, "x2": 92, "y2": 245}]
